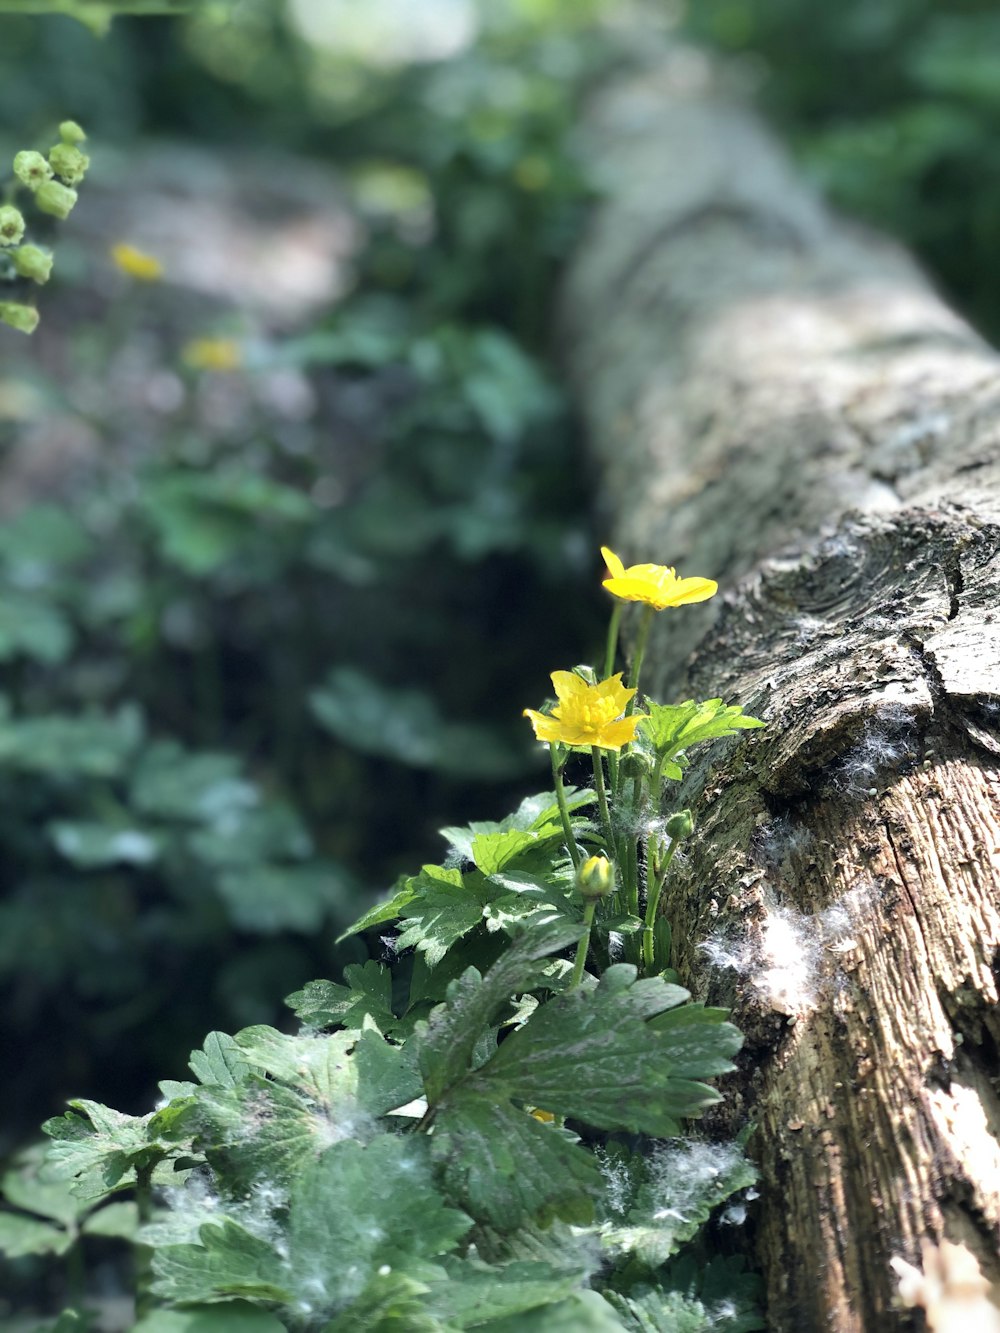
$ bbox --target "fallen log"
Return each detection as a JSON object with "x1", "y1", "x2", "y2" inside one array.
[{"x1": 562, "y1": 49, "x2": 1000, "y2": 1332}]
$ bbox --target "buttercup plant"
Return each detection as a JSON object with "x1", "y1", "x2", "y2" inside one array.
[
  {"x1": 1, "y1": 121, "x2": 89, "y2": 333},
  {"x1": 13, "y1": 550, "x2": 765, "y2": 1331}
]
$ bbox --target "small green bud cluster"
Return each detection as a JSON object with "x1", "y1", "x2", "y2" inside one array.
[{"x1": 2, "y1": 121, "x2": 88, "y2": 333}]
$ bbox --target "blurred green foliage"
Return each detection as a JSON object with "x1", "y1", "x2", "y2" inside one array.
[
  {"x1": 0, "y1": 0, "x2": 613, "y2": 1152},
  {"x1": 684, "y1": 0, "x2": 1000, "y2": 339}
]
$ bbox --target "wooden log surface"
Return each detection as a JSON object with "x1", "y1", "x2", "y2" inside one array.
[{"x1": 562, "y1": 49, "x2": 1000, "y2": 1332}]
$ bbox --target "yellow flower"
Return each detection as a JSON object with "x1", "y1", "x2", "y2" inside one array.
[
  {"x1": 110, "y1": 243, "x2": 164, "y2": 282},
  {"x1": 182, "y1": 337, "x2": 242, "y2": 372},
  {"x1": 601, "y1": 546, "x2": 717, "y2": 611},
  {"x1": 528, "y1": 1107, "x2": 556, "y2": 1124},
  {"x1": 524, "y1": 671, "x2": 642, "y2": 752}
]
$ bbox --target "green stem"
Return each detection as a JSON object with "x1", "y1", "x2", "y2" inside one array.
[
  {"x1": 604, "y1": 603, "x2": 623, "y2": 679},
  {"x1": 626, "y1": 605, "x2": 656, "y2": 707},
  {"x1": 551, "y1": 746, "x2": 582, "y2": 869},
  {"x1": 133, "y1": 1161, "x2": 155, "y2": 1319},
  {"x1": 591, "y1": 747, "x2": 613, "y2": 852},
  {"x1": 642, "y1": 838, "x2": 680, "y2": 972},
  {"x1": 570, "y1": 899, "x2": 597, "y2": 988}
]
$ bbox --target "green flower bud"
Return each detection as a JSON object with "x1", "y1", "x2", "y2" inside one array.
[
  {"x1": 11, "y1": 245, "x2": 53, "y2": 284},
  {"x1": 665, "y1": 808, "x2": 694, "y2": 842},
  {"x1": 576, "y1": 853, "x2": 615, "y2": 901},
  {"x1": 34, "y1": 180, "x2": 78, "y2": 220},
  {"x1": 13, "y1": 150, "x2": 53, "y2": 191},
  {"x1": 0, "y1": 301, "x2": 40, "y2": 335},
  {"x1": 0, "y1": 205, "x2": 26, "y2": 247},
  {"x1": 621, "y1": 748, "x2": 654, "y2": 781},
  {"x1": 48, "y1": 142, "x2": 90, "y2": 187},
  {"x1": 58, "y1": 120, "x2": 87, "y2": 145}
]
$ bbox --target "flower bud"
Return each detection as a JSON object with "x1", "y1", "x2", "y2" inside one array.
[
  {"x1": 0, "y1": 301, "x2": 40, "y2": 335},
  {"x1": 13, "y1": 150, "x2": 53, "y2": 191},
  {"x1": 58, "y1": 121, "x2": 87, "y2": 145},
  {"x1": 620, "y1": 748, "x2": 654, "y2": 781},
  {"x1": 11, "y1": 245, "x2": 53, "y2": 284},
  {"x1": 0, "y1": 206, "x2": 26, "y2": 247},
  {"x1": 665, "y1": 808, "x2": 694, "y2": 842},
  {"x1": 34, "y1": 180, "x2": 78, "y2": 220},
  {"x1": 48, "y1": 143, "x2": 90, "y2": 187},
  {"x1": 576, "y1": 854, "x2": 614, "y2": 901}
]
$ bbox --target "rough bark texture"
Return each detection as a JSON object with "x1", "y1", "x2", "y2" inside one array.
[{"x1": 562, "y1": 51, "x2": 1000, "y2": 1332}]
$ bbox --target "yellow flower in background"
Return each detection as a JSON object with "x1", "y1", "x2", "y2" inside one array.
[
  {"x1": 601, "y1": 546, "x2": 717, "y2": 611},
  {"x1": 524, "y1": 671, "x2": 642, "y2": 752},
  {"x1": 110, "y1": 243, "x2": 164, "y2": 282},
  {"x1": 182, "y1": 337, "x2": 242, "y2": 372}
]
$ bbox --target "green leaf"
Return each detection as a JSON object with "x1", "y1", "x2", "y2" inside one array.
[
  {"x1": 481, "y1": 1290, "x2": 626, "y2": 1332},
  {"x1": 81, "y1": 1200, "x2": 139, "y2": 1239},
  {"x1": 153, "y1": 1138, "x2": 471, "y2": 1313},
  {"x1": 440, "y1": 789, "x2": 592, "y2": 863},
  {"x1": 310, "y1": 667, "x2": 524, "y2": 778},
  {"x1": 352, "y1": 1028, "x2": 423, "y2": 1116},
  {"x1": 42, "y1": 1100, "x2": 187, "y2": 1202},
  {"x1": 321, "y1": 1272, "x2": 440, "y2": 1332},
  {"x1": 232, "y1": 1027, "x2": 358, "y2": 1103},
  {"x1": 151, "y1": 1217, "x2": 291, "y2": 1306},
  {"x1": 286, "y1": 961, "x2": 397, "y2": 1034},
  {"x1": 0, "y1": 587, "x2": 73, "y2": 663},
  {"x1": 130, "y1": 742, "x2": 255, "y2": 823},
  {"x1": 132, "y1": 1305, "x2": 286, "y2": 1333},
  {"x1": 395, "y1": 870, "x2": 496, "y2": 967},
  {"x1": 0, "y1": 1210, "x2": 71, "y2": 1257},
  {"x1": 0, "y1": 503, "x2": 91, "y2": 569},
  {"x1": 338, "y1": 872, "x2": 422, "y2": 941},
  {"x1": 49, "y1": 820, "x2": 160, "y2": 868},
  {"x1": 141, "y1": 471, "x2": 313, "y2": 575},
  {"x1": 431, "y1": 1092, "x2": 601, "y2": 1227},
  {"x1": 190, "y1": 1033, "x2": 252, "y2": 1089},
  {"x1": 639, "y1": 700, "x2": 764, "y2": 765},
  {"x1": 2, "y1": 1145, "x2": 83, "y2": 1226},
  {"x1": 427, "y1": 1256, "x2": 586, "y2": 1327},
  {"x1": 215, "y1": 863, "x2": 350, "y2": 934},
  {"x1": 0, "y1": 705, "x2": 142, "y2": 777},
  {"x1": 417, "y1": 918, "x2": 583, "y2": 1105},
  {"x1": 469, "y1": 967, "x2": 742, "y2": 1137},
  {"x1": 604, "y1": 1256, "x2": 765, "y2": 1332},
  {"x1": 599, "y1": 1141, "x2": 757, "y2": 1267}
]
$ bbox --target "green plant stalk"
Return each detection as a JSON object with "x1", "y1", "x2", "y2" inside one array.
[
  {"x1": 133, "y1": 1160, "x2": 155, "y2": 1318},
  {"x1": 605, "y1": 603, "x2": 623, "y2": 792},
  {"x1": 626, "y1": 605, "x2": 656, "y2": 706},
  {"x1": 591, "y1": 746, "x2": 613, "y2": 852},
  {"x1": 603, "y1": 602, "x2": 622, "y2": 679},
  {"x1": 643, "y1": 836, "x2": 681, "y2": 971},
  {"x1": 569, "y1": 898, "x2": 597, "y2": 988},
  {"x1": 551, "y1": 744, "x2": 583, "y2": 869}
]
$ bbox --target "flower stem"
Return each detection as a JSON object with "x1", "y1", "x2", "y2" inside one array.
[
  {"x1": 604, "y1": 603, "x2": 622, "y2": 679},
  {"x1": 627, "y1": 605, "x2": 656, "y2": 706},
  {"x1": 591, "y1": 746, "x2": 613, "y2": 851},
  {"x1": 570, "y1": 899, "x2": 597, "y2": 988},
  {"x1": 642, "y1": 837, "x2": 680, "y2": 971},
  {"x1": 551, "y1": 745, "x2": 583, "y2": 869}
]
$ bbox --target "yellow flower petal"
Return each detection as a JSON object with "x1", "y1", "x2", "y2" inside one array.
[
  {"x1": 524, "y1": 673, "x2": 642, "y2": 752},
  {"x1": 110, "y1": 243, "x2": 163, "y2": 282},
  {"x1": 601, "y1": 548, "x2": 718, "y2": 611},
  {"x1": 182, "y1": 337, "x2": 243, "y2": 372},
  {"x1": 601, "y1": 545, "x2": 626, "y2": 580}
]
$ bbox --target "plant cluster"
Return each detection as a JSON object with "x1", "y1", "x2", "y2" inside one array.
[
  {"x1": 0, "y1": 120, "x2": 87, "y2": 333},
  {"x1": 2, "y1": 548, "x2": 764, "y2": 1331}
]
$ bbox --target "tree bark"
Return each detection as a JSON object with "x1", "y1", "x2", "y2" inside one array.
[{"x1": 562, "y1": 50, "x2": 1000, "y2": 1332}]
